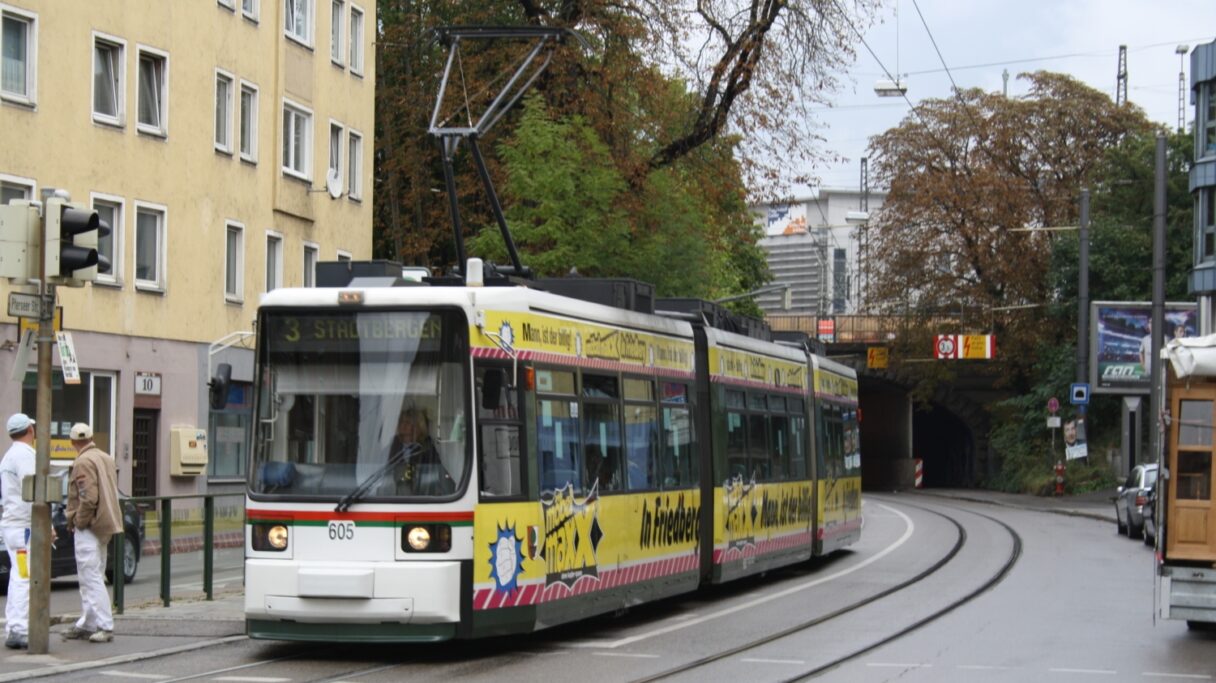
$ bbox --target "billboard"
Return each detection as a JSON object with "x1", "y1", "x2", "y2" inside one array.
[
  {"x1": 1089, "y1": 301, "x2": 1197, "y2": 394},
  {"x1": 764, "y1": 203, "x2": 807, "y2": 236}
]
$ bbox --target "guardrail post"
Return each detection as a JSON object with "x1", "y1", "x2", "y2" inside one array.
[
  {"x1": 111, "y1": 530, "x2": 124, "y2": 614},
  {"x1": 203, "y1": 495, "x2": 214, "y2": 601},
  {"x1": 160, "y1": 498, "x2": 172, "y2": 607}
]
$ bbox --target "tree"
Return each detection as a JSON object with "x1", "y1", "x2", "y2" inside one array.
[{"x1": 866, "y1": 72, "x2": 1154, "y2": 386}]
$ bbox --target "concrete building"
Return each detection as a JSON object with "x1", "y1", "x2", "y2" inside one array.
[
  {"x1": 1192, "y1": 39, "x2": 1216, "y2": 334},
  {"x1": 752, "y1": 187, "x2": 886, "y2": 318},
  {"x1": 0, "y1": 0, "x2": 375, "y2": 497}
]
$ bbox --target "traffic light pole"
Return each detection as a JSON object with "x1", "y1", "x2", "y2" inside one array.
[{"x1": 28, "y1": 223, "x2": 55, "y2": 654}]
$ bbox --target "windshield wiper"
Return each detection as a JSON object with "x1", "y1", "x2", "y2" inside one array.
[{"x1": 334, "y1": 443, "x2": 420, "y2": 512}]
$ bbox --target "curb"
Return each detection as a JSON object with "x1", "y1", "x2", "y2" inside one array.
[{"x1": 0, "y1": 634, "x2": 247, "y2": 683}]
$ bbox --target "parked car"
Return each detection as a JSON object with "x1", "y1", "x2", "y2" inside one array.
[
  {"x1": 1143, "y1": 486, "x2": 1159, "y2": 547},
  {"x1": 0, "y1": 467, "x2": 143, "y2": 589},
  {"x1": 1114, "y1": 463, "x2": 1158, "y2": 540}
]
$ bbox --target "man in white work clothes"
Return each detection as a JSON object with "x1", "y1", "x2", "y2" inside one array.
[
  {"x1": 0, "y1": 413, "x2": 36, "y2": 649},
  {"x1": 61, "y1": 423, "x2": 121, "y2": 643}
]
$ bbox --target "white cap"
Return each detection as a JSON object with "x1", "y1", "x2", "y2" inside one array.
[
  {"x1": 6, "y1": 413, "x2": 33, "y2": 435},
  {"x1": 69, "y1": 423, "x2": 93, "y2": 440}
]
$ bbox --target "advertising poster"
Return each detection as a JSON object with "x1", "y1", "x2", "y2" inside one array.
[
  {"x1": 1090, "y1": 302, "x2": 1197, "y2": 394},
  {"x1": 1063, "y1": 417, "x2": 1088, "y2": 461},
  {"x1": 764, "y1": 204, "x2": 808, "y2": 236}
]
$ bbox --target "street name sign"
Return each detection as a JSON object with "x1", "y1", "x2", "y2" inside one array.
[{"x1": 7, "y1": 292, "x2": 40, "y2": 319}]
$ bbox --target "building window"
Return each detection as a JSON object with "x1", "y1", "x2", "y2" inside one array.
[
  {"x1": 266, "y1": 232, "x2": 282, "y2": 292},
  {"x1": 832, "y1": 247, "x2": 848, "y2": 313},
  {"x1": 239, "y1": 81, "x2": 258, "y2": 162},
  {"x1": 137, "y1": 47, "x2": 168, "y2": 136},
  {"x1": 284, "y1": 0, "x2": 311, "y2": 46},
  {"x1": 218, "y1": 0, "x2": 235, "y2": 10},
  {"x1": 1, "y1": 6, "x2": 34, "y2": 104},
  {"x1": 91, "y1": 194, "x2": 123, "y2": 286},
  {"x1": 347, "y1": 130, "x2": 362, "y2": 200},
  {"x1": 242, "y1": 0, "x2": 259, "y2": 21},
  {"x1": 1204, "y1": 188, "x2": 1216, "y2": 263},
  {"x1": 209, "y1": 381, "x2": 251, "y2": 479},
  {"x1": 21, "y1": 371, "x2": 115, "y2": 456},
  {"x1": 303, "y1": 243, "x2": 318, "y2": 287},
  {"x1": 1206, "y1": 83, "x2": 1216, "y2": 155},
  {"x1": 226, "y1": 221, "x2": 244, "y2": 301},
  {"x1": 281, "y1": 100, "x2": 311, "y2": 180},
  {"x1": 328, "y1": 121, "x2": 343, "y2": 189},
  {"x1": 329, "y1": 0, "x2": 343, "y2": 66},
  {"x1": 0, "y1": 174, "x2": 34, "y2": 204},
  {"x1": 215, "y1": 69, "x2": 234, "y2": 154},
  {"x1": 336, "y1": 249, "x2": 351, "y2": 262},
  {"x1": 348, "y1": 4, "x2": 363, "y2": 76},
  {"x1": 134, "y1": 203, "x2": 165, "y2": 290},
  {"x1": 92, "y1": 35, "x2": 125, "y2": 126}
]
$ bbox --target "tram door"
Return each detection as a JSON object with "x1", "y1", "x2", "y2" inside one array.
[{"x1": 1167, "y1": 383, "x2": 1216, "y2": 561}]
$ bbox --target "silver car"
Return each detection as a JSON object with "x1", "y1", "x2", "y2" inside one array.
[{"x1": 1114, "y1": 463, "x2": 1158, "y2": 540}]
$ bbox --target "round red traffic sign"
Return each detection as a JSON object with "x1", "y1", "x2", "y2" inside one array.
[{"x1": 1047, "y1": 397, "x2": 1060, "y2": 414}]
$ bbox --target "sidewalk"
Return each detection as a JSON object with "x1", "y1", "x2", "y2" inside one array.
[
  {"x1": 0, "y1": 487, "x2": 1120, "y2": 681},
  {"x1": 0, "y1": 589, "x2": 246, "y2": 682}
]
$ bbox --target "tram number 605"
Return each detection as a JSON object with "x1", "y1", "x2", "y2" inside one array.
[{"x1": 328, "y1": 520, "x2": 355, "y2": 541}]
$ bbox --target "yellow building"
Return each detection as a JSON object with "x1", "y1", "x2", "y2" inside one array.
[{"x1": 0, "y1": 0, "x2": 375, "y2": 496}]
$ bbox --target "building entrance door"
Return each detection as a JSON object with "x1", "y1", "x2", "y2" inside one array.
[{"x1": 132, "y1": 408, "x2": 159, "y2": 497}]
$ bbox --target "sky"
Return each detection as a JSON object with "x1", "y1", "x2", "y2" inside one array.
[{"x1": 809, "y1": 0, "x2": 1216, "y2": 191}]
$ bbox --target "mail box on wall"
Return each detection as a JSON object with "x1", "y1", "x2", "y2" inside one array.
[{"x1": 170, "y1": 426, "x2": 209, "y2": 476}]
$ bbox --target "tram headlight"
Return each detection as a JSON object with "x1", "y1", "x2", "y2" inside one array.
[
  {"x1": 251, "y1": 523, "x2": 290, "y2": 552},
  {"x1": 402, "y1": 524, "x2": 452, "y2": 553}
]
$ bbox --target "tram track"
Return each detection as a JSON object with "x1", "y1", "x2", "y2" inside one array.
[{"x1": 630, "y1": 499, "x2": 1023, "y2": 683}]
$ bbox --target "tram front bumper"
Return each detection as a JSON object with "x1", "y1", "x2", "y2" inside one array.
[{"x1": 245, "y1": 559, "x2": 462, "y2": 624}]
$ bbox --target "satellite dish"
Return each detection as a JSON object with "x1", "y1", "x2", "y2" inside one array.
[{"x1": 325, "y1": 169, "x2": 343, "y2": 199}]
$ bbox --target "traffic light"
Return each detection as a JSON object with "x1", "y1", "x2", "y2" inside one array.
[
  {"x1": 44, "y1": 197, "x2": 110, "y2": 284},
  {"x1": 0, "y1": 200, "x2": 42, "y2": 282}
]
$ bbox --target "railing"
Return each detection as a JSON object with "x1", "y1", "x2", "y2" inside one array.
[
  {"x1": 766, "y1": 314, "x2": 904, "y2": 344},
  {"x1": 110, "y1": 492, "x2": 245, "y2": 614}
]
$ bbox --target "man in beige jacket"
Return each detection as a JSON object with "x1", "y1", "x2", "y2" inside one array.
[{"x1": 62, "y1": 423, "x2": 121, "y2": 643}]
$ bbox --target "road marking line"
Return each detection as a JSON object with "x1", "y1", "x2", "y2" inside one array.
[
  {"x1": 100, "y1": 673, "x2": 171, "y2": 680},
  {"x1": 1142, "y1": 674, "x2": 1212, "y2": 680},
  {"x1": 213, "y1": 678, "x2": 293, "y2": 682},
  {"x1": 591, "y1": 652, "x2": 661, "y2": 658},
  {"x1": 1050, "y1": 668, "x2": 1117, "y2": 675},
  {"x1": 958, "y1": 665, "x2": 1010, "y2": 670},
  {"x1": 741, "y1": 658, "x2": 805, "y2": 665},
  {"x1": 571, "y1": 502, "x2": 914, "y2": 649},
  {"x1": 867, "y1": 663, "x2": 931, "y2": 668}
]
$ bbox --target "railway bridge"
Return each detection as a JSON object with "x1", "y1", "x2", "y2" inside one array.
[{"x1": 769, "y1": 314, "x2": 1015, "y2": 491}]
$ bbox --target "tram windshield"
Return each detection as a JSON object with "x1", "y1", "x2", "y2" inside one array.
[{"x1": 248, "y1": 309, "x2": 469, "y2": 500}]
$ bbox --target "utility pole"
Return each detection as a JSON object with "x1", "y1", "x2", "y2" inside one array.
[
  {"x1": 28, "y1": 195, "x2": 55, "y2": 654},
  {"x1": 1177, "y1": 44, "x2": 1190, "y2": 132},
  {"x1": 1077, "y1": 189, "x2": 1089, "y2": 387},
  {"x1": 1116, "y1": 45, "x2": 1128, "y2": 107},
  {"x1": 1149, "y1": 135, "x2": 1167, "y2": 478}
]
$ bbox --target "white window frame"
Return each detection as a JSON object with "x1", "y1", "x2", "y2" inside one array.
[
  {"x1": 242, "y1": 0, "x2": 259, "y2": 22},
  {"x1": 136, "y1": 45, "x2": 169, "y2": 137},
  {"x1": 281, "y1": 98, "x2": 312, "y2": 181},
  {"x1": 329, "y1": 0, "x2": 344, "y2": 67},
  {"x1": 347, "y1": 128, "x2": 362, "y2": 201},
  {"x1": 0, "y1": 4, "x2": 36, "y2": 106},
  {"x1": 0, "y1": 172, "x2": 35, "y2": 204},
  {"x1": 303, "y1": 241, "x2": 318, "y2": 287},
  {"x1": 328, "y1": 119, "x2": 343, "y2": 192},
  {"x1": 265, "y1": 231, "x2": 284, "y2": 292},
  {"x1": 348, "y1": 4, "x2": 363, "y2": 77},
  {"x1": 284, "y1": 0, "x2": 312, "y2": 48},
  {"x1": 214, "y1": 68, "x2": 235, "y2": 154},
  {"x1": 133, "y1": 201, "x2": 167, "y2": 292},
  {"x1": 239, "y1": 80, "x2": 259, "y2": 163},
  {"x1": 89, "y1": 192, "x2": 124, "y2": 287},
  {"x1": 336, "y1": 249, "x2": 351, "y2": 262},
  {"x1": 91, "y1": 32, "x2": 126, "y2": 127},
  {"x1": 225, "y1": 220, "x2": 244, "y2": 303}
]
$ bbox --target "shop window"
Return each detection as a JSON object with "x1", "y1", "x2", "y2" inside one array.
[
  {"x1": 21, "y1": 371, "x2": 114, "y2": 458},
  {"x1": 209, "y1": 381, "x2": 251, "y2": 478}
]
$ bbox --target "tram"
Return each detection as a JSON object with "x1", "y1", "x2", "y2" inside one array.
[{"x1": 225, "y1": 265, "x2": 861, "y2": 642}]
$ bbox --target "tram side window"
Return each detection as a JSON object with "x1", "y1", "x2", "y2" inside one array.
[
  {"x1": 726, "y1": 390, "x2": 747, "y2": 480},
  {"x1": 789, "y1": 414, "x2": 807, "y2": 479},
  {"x1": 748, "y1": 412, "x2": 770, "y2": 480},
  {"x1": 661, "y1": 382, "x2": 695, "y2": 488},
  {"x1": 582, "y1": 373, "x2": 622, "y2": 493},
  {"x1": 769, "y1": 411, "x2": 790, "y2": 482},
  {"x1": 624, "y1": 378, "x2": 659, "y2": 491},
  {"x1": 537, "y1": 369, "x2": 581, "y2": 493},
  {"x1": 476, "y1": 365, "x2": 522, "y2": 498}
]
